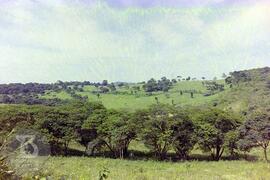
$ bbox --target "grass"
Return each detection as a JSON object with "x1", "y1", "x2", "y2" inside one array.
[
  {"x1": 41, "y1": 91, "x2": 72, "y2": 100},
  {"x1": 16, "y1": 140, "x2": 269, "y2": 179},
  {"x1": 41, "y1": 81, "x2": 226, "y2": 110},
  {"x1": 22, "y1": 157, "x2": 270, "y2": 180}
]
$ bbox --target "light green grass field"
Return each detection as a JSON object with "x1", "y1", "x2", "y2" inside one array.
[
  {"x1": 24, "y1": 157, "x2": 270, "y2": 180},
  {"x1": 41, "y1": 81, "x2": 226, "y2": 110},
  {"x1": 18, "y1": 141, "x2": 269, "y2": 180},
  {"x1": 41, "y1": 91, "x2": 72, "y2": 100}
]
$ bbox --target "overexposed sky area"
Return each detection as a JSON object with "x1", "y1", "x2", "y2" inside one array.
[{"x1": 0, "y1": 0, "x2": 269, "y2": 83}]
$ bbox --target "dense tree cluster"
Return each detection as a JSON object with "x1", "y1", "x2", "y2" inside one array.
[
  {"x1": 0, "y1": 94, "x2": 66, "y2": 106},
  {"x1": 0, "y1": 83, "x2": 60, "y2": 95},
  {"x1": 143, "y1": 77, "x2": 173, "y2": 92},
  {"x1": 0, "y1": 81, "x2": 101, "y2": 95},
  {"x1": 202, "y1": 81, "x2": 225, "y2": 96},
  {"x1": 2, "y1": 102, "x2": 268, "y2": 162}
]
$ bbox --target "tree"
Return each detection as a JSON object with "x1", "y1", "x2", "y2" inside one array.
[
  {"x1": 100, "y1": 87, "x2": 109, "y2": 94},
  {"x1": 143, "y1": 77, "x2": 172, "y2": 93},
  {"x1": 225, "y1": 71, "x2": 252, "y2": 85},
  {"x1": 171, "y1": 110, "x2": 197, "y2": 159},
  {"x1": 79, "y1": 109, "x2": 108, "y2": 155},
  {"x1": 171, "y1": 79, "x2": 177, "y2": 84},
  {"x1": 159, "y1": 77, "x2": 172, "y2": 92},
  {"x1": 190, "y1": 92, "x2": 194, "y2": 98},
  {"x1": 224, "y1": 130, "x2": 240, "y2": 157},
  {"x1": 180, "y1": 90, "x2": 183, "y2": 95},
  {"x1": 36, "y1": 101, "x2": 104, "y2": 155},
  {"x1": 222, "y1": 73, "x2": 227, "y2": 79},
  {"x1": 238, "y1": 111, "x2": 270, "y2": 161},
  {"x1": 155, "y1": 97, "x2": 159, "y2": 104},
  {"x1": 132, "y1": 86, "x2": 140, "y2": 91},
  {"x1": 81, "y1": 110, "x2": 136, "y2": 158},
  {"x1": 36, "y1": 110, "x2": 76, "y2": 155},
  {"x1": 195, "y1": 108, "x2": 241, "y2": 161},
  {"x1": 203, "y1": 81, "x2": 224, "y2": 94},
  {"x1": 143, "y1": 78, "x2": 158, "y2": 92},
  {"x1": 108, "y1": 83, "x2": 116, "y2": 92},
  {"x1": 139, "y1": 105, "x2": 175, "y2": 160},
  {"x1": 102, "y1": 80, "x2": 108, "y2": 86}
]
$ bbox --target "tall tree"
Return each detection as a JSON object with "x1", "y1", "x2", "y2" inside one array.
[
  {"x1": 195, "y1": 108, "x2": 242, "y2": 161},
  {"x1": 139, "y1": 105, "x2": 175, "y2": 160},
  {"x1": 239, "y1": 110, "x2": 270, "y2": 161}
]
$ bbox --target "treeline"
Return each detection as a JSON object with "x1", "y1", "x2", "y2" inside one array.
[
  {"x1": 0, "y1": 81, "x2": 93, "y2": 105},
  {"x1": 225, "y1": 67, "x2": 270, "y2": 85},
  {"x1": 0, "y1": 81, "x2": 97, "y2": 95},
  {"x1": 0, "y1": 94, "x2": 67, "y2": 106},
  {"x1": 1, "y1": 102, "x2": 269, "y2": 161}
]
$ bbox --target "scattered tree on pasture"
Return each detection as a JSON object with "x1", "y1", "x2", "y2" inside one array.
[{"x1": 102, "y1": 80, "x2": 108, "y2": 86}]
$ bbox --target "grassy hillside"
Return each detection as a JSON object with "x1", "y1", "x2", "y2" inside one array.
[
  {"x1": 217, "y1": 67, "x2": 270, "y2": 113},
  {"x1": 41, "y1": 80, "x2": 227, "y2": 110}
]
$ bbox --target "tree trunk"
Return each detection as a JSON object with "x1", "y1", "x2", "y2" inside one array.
[
  {"x1": 215, "y1": 146, "x2": 224, "y2": 161},
  {"x1": 263, "y1": 147, "x2": 268, "y2": 162}
]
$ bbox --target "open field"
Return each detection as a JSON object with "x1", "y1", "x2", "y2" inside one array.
[
  {"x1": 41, "y1": 80, "x2": 227, "y2": 110},
  {"x1": 17, "y1": 141, "x2": 269, "y2": 179},
  {"x1": 24, "y1": 157, "x2": 270, "y2": 180}
]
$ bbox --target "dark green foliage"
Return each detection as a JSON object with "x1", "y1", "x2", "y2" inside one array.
[
  {"x1": 195, "y1": 108, "x2": 241, "y2": 161},
  {"x1": 143, "y1": 77, "x2": 172, "y2": 92},
  {"x1": 139, "y1": 105, "x2": 175, "y2": 160},
  {"x1": 155, "y1": 97, "x2": 159, "y2": 104},
  {"x1": 81, "y1": 109, "x2": 136, "y2": 158},
  {"x1": 224, "y1": 130, "x2": 240, "y2": 157},
  {"x1": 0, "y1": 94, "x2": 65, "y2": 106},
  {"x1": 203, "y1": 81, "x2": 224, "y2": 95},
  {"x1": 102, "y1": 80, "x2": 108, "y2": 86},
  {"x1": 108, "y1": 83, "x2": 116, "y2": 92},
  {"x1": 171, "y1": 110, "x2": 197, "y2": 159},
  {"x1": 0, "y1": 106, "x2": 37, "y2": 144},
  {"x1": 35, "y1": 101, "x2": 104, "y2": 155},
  {"x1": 137, "y1": 105, "x2": 196, "y2": 160},
  {"x1": 239, "y1": 110, "x2": 270, "y2": 161},
  {"x1": 172, "y1": 79, "x2": 177, "y2": 84},
  {"x1": 36, "y1": 110, "x2": 75, "y2": 155},
  {"x1": 99, "y1": 86, "x2": 110, "y2": 93},
  {"x1": 227, "y1": 71, "x2": 251, "y2": 85}
]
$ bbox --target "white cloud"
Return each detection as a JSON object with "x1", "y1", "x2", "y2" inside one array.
[{"x1": 0, "y1": 0, "x2": 269, "y2": 83}]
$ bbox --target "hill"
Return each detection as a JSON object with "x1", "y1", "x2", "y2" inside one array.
[
  {"x1": 41, "y1": 80, "x2": 227, "y2": 110},
  {"x1": 217, "y1": 67, "x2": 270, "y2": 114},
  {"x1": 0, "y1": 67, "x2": 269, "y2": 113}
]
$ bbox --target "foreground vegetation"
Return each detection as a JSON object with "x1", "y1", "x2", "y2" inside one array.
[
  {"x1": 0, "y1": 67, "x2": 269, "y2": 179},
  {"x1": 24, "y1": 157, "x2": 270, "y2": 180}
]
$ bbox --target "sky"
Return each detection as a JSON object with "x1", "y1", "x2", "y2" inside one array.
[{"x1": 0, "y1": 0, "x2": 269, "y2": 83}]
